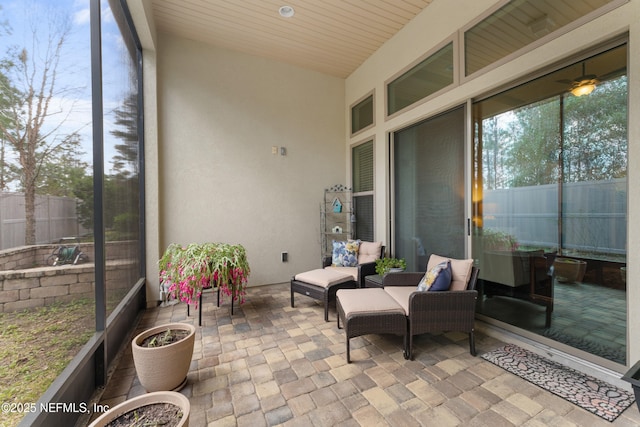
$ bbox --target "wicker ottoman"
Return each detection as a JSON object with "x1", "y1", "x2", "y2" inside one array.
[
  {"x1": 336, "y1": 288, "x2": 407, "y2": 363},
  {"x1": 291, "y1": 269, "x2": 357, "y2": 321}
]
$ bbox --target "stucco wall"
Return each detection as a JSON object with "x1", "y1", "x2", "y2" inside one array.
[{"x1": 156, "y1": 33, "x2": 346, "y2": 288}]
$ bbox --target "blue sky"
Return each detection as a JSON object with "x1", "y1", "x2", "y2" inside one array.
[{"x1": 0, "y1": 0, "x2": 127, "y2": 182}]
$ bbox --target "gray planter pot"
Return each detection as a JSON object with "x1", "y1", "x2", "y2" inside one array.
[
  {"x1": 132, "y1": 322, "x2": 196, "y2": 392},
  {"x1": 622, "y1": 360, "x2": 640, "y2": 412}
]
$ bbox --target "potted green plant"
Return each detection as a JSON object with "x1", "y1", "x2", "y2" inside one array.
[
  {"x1": 89, "y1": 391, "x2": 190, "y2": 427},
  {"x1": 375, "y1": 257, "x2": 407, "y2": 275},
  {"x1": 480, "y1": 228, "x2": 519, "y2": 251},
  {"x1": 159, "y1": 242, "x2": 251, "y2": 308},
  {"x1": 132, "y1": 322, "x2": 196, "y2": 392}
]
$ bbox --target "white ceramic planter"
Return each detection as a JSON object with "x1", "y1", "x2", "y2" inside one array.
[
  {"x1": 89, "y1": 391, "x2": 190, "y2": 427},
  {"x1": 132, "y1": 322, "x2": 196, "y2": 392}
]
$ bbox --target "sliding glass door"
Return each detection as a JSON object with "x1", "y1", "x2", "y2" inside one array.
[
  {"x1": 393, "y1": 106, "x2": 466, "y2": 271},
  {"x1": 472, "y1": 43, "x2": 628, "y2": 365}
]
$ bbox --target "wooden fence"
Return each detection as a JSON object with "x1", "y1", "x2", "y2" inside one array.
[
  {"x1": 0, "y1": 192, "x2": 88, "y2": 250},
  {"x1": 482, "y1": 178, "x2": 627, "y2": 255}
]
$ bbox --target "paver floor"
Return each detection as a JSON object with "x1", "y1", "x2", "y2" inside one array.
[{"x1": 94, "y1": 282, "x2": 640, "y2": 426}]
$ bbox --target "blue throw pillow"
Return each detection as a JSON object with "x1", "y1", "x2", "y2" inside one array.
[
  {"x1": 331, "y1": 240, "x2": 360, "y2": 267},
  {"x1": 417, "y1": 260, "x2": 452, "y2": 291},
  {"x1": 429, "y1": 261, "x2": 452, "y2": 291}
]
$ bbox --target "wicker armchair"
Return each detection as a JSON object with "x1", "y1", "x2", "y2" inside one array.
[
  {"x1": 291, "y1": 241, "x2": 384, "y2": 321},
  {"x1": 322, "y1": 241, "x2": 385, "y2": 288},
  {"x1": 382, "y1": 258, "x2": 479, "y2": 360}
]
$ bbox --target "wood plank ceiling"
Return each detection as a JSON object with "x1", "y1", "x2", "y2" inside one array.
[{"x1": 151, "y1": 0, "x2": 434, "y2": 78}]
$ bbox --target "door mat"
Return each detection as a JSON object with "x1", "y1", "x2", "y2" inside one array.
[{"x1": 481, "y1": 344, "x2": 635, "y2": 422}]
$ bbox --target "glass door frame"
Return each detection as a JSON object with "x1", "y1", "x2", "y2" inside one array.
[
  {"x1": 468, "y1": 38, "x2": 628, "y2": 372},
  {"x1": 388, "y1": 103, "x2": 473, "y2": 261}
]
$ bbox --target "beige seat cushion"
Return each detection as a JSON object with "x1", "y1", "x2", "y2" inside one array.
[
  {"x1": 294, "y1": 268, "x2": 353, "y2": 288},
  {"x1": 357, "y1": 241, "x2": 383, "y2": 264},
  {"x1": 427, "y1": 255, "x2": 473, "y2": 291},
  {"x1": 337, "y1": 288, "x2": 404, "y2": 316},
  {"x1": 382, "y1": 286, "x2": 415, "y2": 315},
  {"x1": 324, "y1": 266, "x2": 358, "y2": 281}
]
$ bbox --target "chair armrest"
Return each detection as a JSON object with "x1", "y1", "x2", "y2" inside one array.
[
  {"x1": 382, "y1": 272, "x2": 424, "y2": 287},
  {"x1": 357, "y1": 261, "x2": 378, "y2": 287},
  {"x1": 408, "y1": 290, "x2": 478, "y2": 333},
  {"x1": 322, "y1": 256, "x2": 332, "y2": 268}
]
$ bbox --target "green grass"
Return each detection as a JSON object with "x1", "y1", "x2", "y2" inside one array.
[{"x1": 0, "y1": 300, "x2": 94, "y2": 427}]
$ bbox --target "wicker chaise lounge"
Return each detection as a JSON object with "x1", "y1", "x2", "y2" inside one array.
[
  {"x1": 290, "y1": 241, "x2": 384, "y2": 321},
  {"x1": 383, "y1": 255, "x2": 479, "y2": 359},
  {"x1": 335, "y1": 254, "x2": 479, "y2": 361},
  {"x1": 321, "y1": 241, "x2": 384, "y2": 288}
]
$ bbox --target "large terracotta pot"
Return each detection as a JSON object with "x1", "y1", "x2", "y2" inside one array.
[
  {"x1": 132, "y1": 322, "x2": 196, "y2": 392},
  {"x1": 89, "y1": 391, "x2": 190, "y2": 427},
  {"x1": 553, "y1": 257, "x2": 587, "y2": 283}
]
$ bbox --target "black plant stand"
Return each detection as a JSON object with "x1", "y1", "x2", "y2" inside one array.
[{"x1": 186, "y1": 286, "x2": 236, "y2": 326}]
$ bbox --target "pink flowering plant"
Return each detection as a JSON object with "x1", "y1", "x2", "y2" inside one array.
[{"x1": 159, "y1": 242, "x2": 250, "y2": 308}]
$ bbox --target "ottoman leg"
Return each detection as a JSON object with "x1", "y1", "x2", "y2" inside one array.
[{"x1": 469, "y1": 332, "x2": 476, "y2": 356}]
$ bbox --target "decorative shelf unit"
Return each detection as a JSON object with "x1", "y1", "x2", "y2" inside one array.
[{"x1": 321, "y1": 185, "x2": 354, "y2": 260}]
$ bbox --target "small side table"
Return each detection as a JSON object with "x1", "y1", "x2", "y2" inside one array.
[{"x1": 364, "y1": 274, "x2": 384, "y2": 288}]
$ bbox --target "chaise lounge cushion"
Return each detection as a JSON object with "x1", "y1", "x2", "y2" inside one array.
[
  {"x1": 382, "y1": 286, "x2": 414, "y2": 315},
  {"x1": 427, "y1": 255, "x2": 473, "y2": 291},
  {"x1": 324, "y1": 266, "x2": 358, "y2": 281},
  {"x1": 357, "y1": 241, "x2": 383, "y2": 264},
  {"x1": 294, "y1": 268, "x2": 354, "y2": 288},
  {"x1": 337, "y1": 288, "x2": 404, "y2": 315}
]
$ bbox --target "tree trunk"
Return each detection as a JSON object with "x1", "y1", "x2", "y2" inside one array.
[
  {"x1": 22, "y1": 139, "x2": 37, "y2": 245},
  {"x1": 23, "y1": 162, "x2": 37, "y2": 245}
]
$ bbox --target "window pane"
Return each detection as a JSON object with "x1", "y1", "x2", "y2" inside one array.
[
  {"x1": 472, "y1": 45, "x2": 627, "y2": 364},
  {"x1": 465, "y1": 0, "x2": 617, "y2": 76},
  {"x1": 352, "y1": 141, "x2": 374, "y2": 241},
  {"x1": 351, "y1": 94, "x2": 374, "y2": 134},
  {"x1": 352, "y1": 141, "x2": 374, "y2": 193},
  {"x1": 0, "y1": 2, "x2": 93, "y2": 423},
  {"x1": 102, "y1": 0, "x2": 142, "y2": 316},
  {"x1": 354, "y1": 195, "x2": 374, "y2": 242},
  {"x1": 388, "y1": 42, "x2": 454, "y2": 115}
]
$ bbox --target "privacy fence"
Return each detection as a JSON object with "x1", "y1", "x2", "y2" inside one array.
[
  {"x1": 0, "y1": 192, "x2": 88, "y2": 250},
  {"x1": 482, "y1": 178, "x2": 627, "y2": 256}
]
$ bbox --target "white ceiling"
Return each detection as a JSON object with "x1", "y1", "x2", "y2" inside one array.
[{"x1": 150, "y1": 0, "x2": 434, "y2": 78}]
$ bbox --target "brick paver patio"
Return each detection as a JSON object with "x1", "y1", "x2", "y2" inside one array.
[{"x1": 95, "y1": 282, "x2": 640, "y2": 426}]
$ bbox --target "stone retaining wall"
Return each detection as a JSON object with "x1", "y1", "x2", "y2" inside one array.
[
  {"x1": 0, "y1": 241, "x2": 137, "y2": 270},
  {"x1": 0, "y1": 261, "x2": 135, "y2": 313}
]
